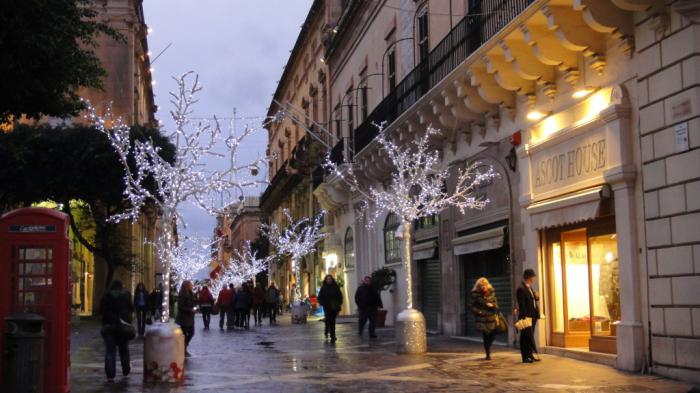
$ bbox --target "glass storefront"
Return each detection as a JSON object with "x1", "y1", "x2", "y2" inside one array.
[{"x1": 545, "y1": 217, "x2": 620, "y2": 354}]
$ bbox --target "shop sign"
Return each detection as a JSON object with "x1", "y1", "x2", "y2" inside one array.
[{"x1": 531, "y1": 136, "x2": 608, "y2": 195}]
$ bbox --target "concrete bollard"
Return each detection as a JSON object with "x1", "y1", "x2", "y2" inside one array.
[
  {"x1": 143, "y1": 322, "x2": 185, "y2": 383},
  {"x1": 395, "y1": 308, "x2": 427, "y2": 354}
]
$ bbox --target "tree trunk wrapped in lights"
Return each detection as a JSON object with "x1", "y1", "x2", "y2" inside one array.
[
  {"x1": 261, "y1": 209, "x2": 326, "y2": 307},
  {"x1": 88, "y1": 71, "x2": 267, "y2": 383},
  {"x1": 325, "y1": 125, "x2": 497, "y2": 353},
  {"x1": 89, "y1": 71, "x2": 266, "y2": 323}
]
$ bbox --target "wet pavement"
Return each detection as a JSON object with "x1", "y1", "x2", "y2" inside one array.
[{"x1": 70, "y1": 315, "x2": 692, "y2": 392}]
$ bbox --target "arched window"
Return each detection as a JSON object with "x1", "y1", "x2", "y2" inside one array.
[
  {"x1": 384, "y1": 213, "x2": 402, "y2": 265},
  {"x1": 344, "y1": 227, "x2": 354, "y2": 269}
]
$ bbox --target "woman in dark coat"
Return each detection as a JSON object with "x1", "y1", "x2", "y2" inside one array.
[
  {"x1": 100, "y1": 280, "x2": 134, "y2": 382},
  {"x1": 176, "y1": 280, "x2": 196, "y2": 356},
  {"x1": 318, "y1": 275, "x2": 343, "y2": 343},
  {"x1": 470, "y1": 277, "x2": 499, "y2": 360},
  {"x1": 133, "y1": 282, "x2": 149, "y2": 336}
]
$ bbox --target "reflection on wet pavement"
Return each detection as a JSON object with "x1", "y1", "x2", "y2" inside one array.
[{"x1": 70, "y1": 316, "x2": 690, "y2": 392}]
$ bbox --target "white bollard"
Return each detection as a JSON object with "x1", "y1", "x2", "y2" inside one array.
[
  {"x1": 143, "y1": 322, "x2": 185, "y2": 383},
  {"x1": 395, "y1": 308, "x2": 427, "y2": 354}
]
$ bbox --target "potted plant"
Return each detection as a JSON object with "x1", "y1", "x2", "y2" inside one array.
[{"x1": 370, "y1": 267, "x2": 396, "y2": 327}]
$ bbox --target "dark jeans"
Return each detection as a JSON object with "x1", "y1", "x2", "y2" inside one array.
[
  {"x1": 519, "y1": 319, "x2": 538, "y2": 361},
  {"x1": 253, "y1": 304, "x2": 263, "y2": 325},
  {"x1": 219, "y1": 305, "x2": 229, "y2": 329},
  {"x1": 180, "y1": 325, "x2": 194, "y2": 348},
  {"x1": 135, "y1": 308, "x2": 147, "y2": 335},
  {"x1": 266, "y1": 302, "x2": 277, "y2": 324},
  {"x1": 102, "y1": 331, "x2": 130, "y2": 379},
  {"x1": 324, "y1": 310, "x2": 339, "y2": 339},
  {"x1": 358, "y1": 308, "x2": 377, "y2": 336},
  {"x1": 226, "y1": 306, "x2": 236, "y2": 329},
  {"x1": 482, "y1": 331, "x2": 495, "y2": 357},
  {"x1": 200, "y1": 306, "x2": 212, "y2": 329}
]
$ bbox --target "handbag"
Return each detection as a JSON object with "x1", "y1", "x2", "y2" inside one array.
[
  {"x1": 514, "y1": 317, "x2": 532, "y2": 331},
  {"x1": 211, "y1": 304, "x2": 220, "y2": 315},
  {"x1": 119, "y1": 318, "x2": 136, "y2": 340},
  {"x1": 495, "y1": 312, "x2": 508, "y2": 333}
]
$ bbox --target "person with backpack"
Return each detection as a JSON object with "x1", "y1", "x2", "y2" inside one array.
[
  {"x1": 99, "y1": 280, "x2": 135, "y2": 383},
  {"x1": 265, "y1": 282, "x2": 280, "y2": 325}
]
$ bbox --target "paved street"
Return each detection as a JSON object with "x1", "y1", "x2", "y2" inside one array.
[{"x1": 70, "y1": 315, "x2": 692, "y2": 392}]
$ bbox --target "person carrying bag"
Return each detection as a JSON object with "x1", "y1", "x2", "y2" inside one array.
[{"x1": 99, "y1": 280, "x2": 135, "y2": 382}]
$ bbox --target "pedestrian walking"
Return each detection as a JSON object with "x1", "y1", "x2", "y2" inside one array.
[
  {"x1": 149, "y1": 283, "x2": 163, "y2": 321},
  {"x1": 197, "y1": 285, "x2": 215, "y2": 329},
  {"x1": 99, "y1": 280, "x2": 134, "y2": 383},
  {"x1": 133, "y1": 282, "x2": 149, "y2": 336},
  {"x1": 515, "y1": 269, "x2": 541, "y2": 363},
  {"x1": 355, "y1": 276, "x2": 382, "y2": 339},
  {"x1": 252, "y1": 282, "x2": 265, "y2": 326},
  {"x1": 176, "y1": 280, "x2": 196, "y2": 356},
  {"x1": 318, "y1": 275, "x2": 343, "y2": 343},
  {"x1": 227, "y1": 285, "x2": 238, "y2": 330},
  {"x1": 265, "y1": 282, "x2": 280, "y2": 325},
  {"x1": 234, "y1": 283, "x2": 252, "y2": 329},
  {"x1": 217, "y1": 283, "x2": 233, "y2": 330},
  {"x1": 470, "y1": 277, "x2": 499, "y2": 360}
]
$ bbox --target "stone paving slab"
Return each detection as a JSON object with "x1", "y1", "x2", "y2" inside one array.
[{"x1": 70, "y1": 316, "x2": 693, "y2": 392}]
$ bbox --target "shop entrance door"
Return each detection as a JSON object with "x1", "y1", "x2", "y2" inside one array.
[{"x1": 546, "y1": 219, "x2": 620, "y2": 354}]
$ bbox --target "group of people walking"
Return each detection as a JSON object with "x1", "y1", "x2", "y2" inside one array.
[
  {"x1": 216, "y1": 282, "x2": 281, "y2": 330},
  {"x1": 98, "y1": 269, "x2": 542, "y2": 382}
]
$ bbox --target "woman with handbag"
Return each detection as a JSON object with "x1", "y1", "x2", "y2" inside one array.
[
  {"x1": 177, "y1": 280, "x2": 196, "y2": 356},
  {"x1": 470, "y1": 277, "x2": 502, "y2": 360},
  {"x1": 99, "y1": 280, "x2": 135, "y2": 383}
]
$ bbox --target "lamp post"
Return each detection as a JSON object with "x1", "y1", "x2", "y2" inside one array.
[{"x1": 381, "y1": 37, "x2": 415, "y2": 98}]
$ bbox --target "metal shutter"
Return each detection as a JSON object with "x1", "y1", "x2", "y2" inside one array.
[{"x1": 420, "y1": 259, "x2": 442, "y2": 332}]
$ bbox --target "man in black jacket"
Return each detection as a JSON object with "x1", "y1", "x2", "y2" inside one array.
[
  {"x1": 515, "y1": 269, "x2": 540, "y2": 363},
  {"x1": 355, "y1": 276, "x2": 383, "y2": 338}
]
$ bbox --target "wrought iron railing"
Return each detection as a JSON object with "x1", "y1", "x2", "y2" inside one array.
[{"x1": 353, "y1": 0, "x2": 533, "y2": 155}]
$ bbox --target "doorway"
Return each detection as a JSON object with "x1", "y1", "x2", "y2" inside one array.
[{"x1": 546, "y1": 218, "x2": 620, "y2": 354}]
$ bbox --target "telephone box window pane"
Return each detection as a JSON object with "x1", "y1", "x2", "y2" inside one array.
[
  {"x1": 20, "y1": 262, "x2": 46, "y2": 276},
  {"x1": 47, "y1": 262, "x2": 52, "y2": 275},
  {"x1": 48, "y1": 248, "x2": 53, "y2": 259},
  {"x1": 23, "y1": 248, "x2": 47, "y2": 260}
]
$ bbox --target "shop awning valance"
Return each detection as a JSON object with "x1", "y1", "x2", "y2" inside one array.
[
  {"x1": 412, "y1": 240, "x2": 437, "y2": 260},
  {"x1": 452, "y1": 226, "x2": 506, "y2": 256},
  {"x1": 527, "y1": 185, "x2": 610, "y2": 230}
]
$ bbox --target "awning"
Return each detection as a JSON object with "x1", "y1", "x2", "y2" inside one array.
[
  {"x1": 412, "y1": 240, "x2": 437, "y2": 260},
  {"x1": 527, "y1": 185, "x2": 610, "y2": 230},
  {"x1": 452, "y1": 226, "x2": 506, "y2": 256}
]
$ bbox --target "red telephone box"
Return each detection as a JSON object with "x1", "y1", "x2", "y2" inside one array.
[{"x1": 0, "y1": 208, "x2": 71, "y2": 393}]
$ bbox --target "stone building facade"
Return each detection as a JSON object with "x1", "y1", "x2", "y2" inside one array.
[
  {"x1": 262, "y1": 0, "x2": 343, "y2": 307},
  {"x1": 268, "y1": 0, "x2": 700, "y2": 383}
]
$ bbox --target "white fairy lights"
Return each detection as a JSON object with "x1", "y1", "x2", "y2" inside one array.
[
  {"x1": 89, "y1": 71, "x2": 267, "y2": 322},
  {"x1": 164, "y1": 236, "x2": 219, "y2": 288},
  {"x1": 261, "y1": 209, "x2": 326, "y2": 303},
  {"x1": 325, "y1": 125, "x2": 498, "y2": 309},
  {"x1": 210, "y1": 240, "x2": 270, "y2": 299}
]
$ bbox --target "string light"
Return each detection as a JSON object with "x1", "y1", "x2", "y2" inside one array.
[
  {"x1": 87, "y1": 71, "x2": 268, "y2": 323},
  {"x1": 324, "y1": 124, "x2": 498, "y2": 309},
  {"x1": 210, "y1": 240, "x2": 270, "y2": 299},
  {"x1": 261, "y1": 209, "x2": 326, "y2": 303}
]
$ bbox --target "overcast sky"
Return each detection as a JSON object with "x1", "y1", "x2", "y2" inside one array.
[{"x1": 143, "y1": 1, "x2": 312, "y2": 239}]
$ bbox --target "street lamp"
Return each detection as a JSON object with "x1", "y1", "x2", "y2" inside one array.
[{"x1": 381, "y1": 37, "x2": 415, "y2": 98}]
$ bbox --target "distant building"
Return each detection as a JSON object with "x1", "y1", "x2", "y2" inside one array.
[{"x1": 211, "y1": 196, "x2": 264, "y2": 280}]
